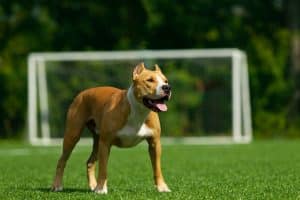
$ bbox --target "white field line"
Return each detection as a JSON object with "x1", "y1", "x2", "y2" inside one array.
[
  {"x1": 0, "y1": 148, "x2": 61, "y2": 156},
  {"x1": 0, "y1": 136, "x2": 250, "y2": 156},
  {"x1": 0, "y1": 148, "x2": 31, "y2": 156},
  {"x1": 30, "y1": 136, "x2": 251, "y2": 146}
]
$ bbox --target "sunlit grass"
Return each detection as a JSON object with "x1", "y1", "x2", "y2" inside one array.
[{"x1": 0, "y1": 140, "x2": 300, "y2": 199}]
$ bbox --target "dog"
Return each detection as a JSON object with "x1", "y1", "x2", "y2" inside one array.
[{"x1": 51, "y1": 63, "x2": 171, "y2": 194}]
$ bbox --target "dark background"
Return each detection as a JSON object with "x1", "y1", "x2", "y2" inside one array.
[{"x1": 0, "y1": 0, "x2": 299, "y2": 139}]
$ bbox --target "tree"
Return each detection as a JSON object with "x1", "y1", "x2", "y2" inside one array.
[{"x1": 287, "y1": 0, "x2": 300, "y2": 127}]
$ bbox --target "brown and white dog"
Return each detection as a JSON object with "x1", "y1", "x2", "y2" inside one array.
[{"x1": 51, "y1": 63, "x2": 171, "y2": 194}]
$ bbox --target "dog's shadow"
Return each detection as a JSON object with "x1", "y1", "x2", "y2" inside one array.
[
  {"x1": 36, "y1": 187, "x2": 146, "y2": 194},
  {"x1": 36, "y1": 187, "x2": 90, "y2": 193}
]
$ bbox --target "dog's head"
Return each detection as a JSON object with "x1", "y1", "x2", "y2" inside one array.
[{"x1": 132, "y1": 63, "x2": 171, "y2": 112}]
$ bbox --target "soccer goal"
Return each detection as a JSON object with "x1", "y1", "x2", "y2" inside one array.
[{"x1": 27, "y1": 49, "x2": 252, "y2": 145}]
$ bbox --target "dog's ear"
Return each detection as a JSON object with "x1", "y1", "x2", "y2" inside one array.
[
  {"x1": 133, "y1": 63, "x2": 145, "y2": 80},
  {"x1": 154, "y1": 64, "x2": 162, "y2": 72}
]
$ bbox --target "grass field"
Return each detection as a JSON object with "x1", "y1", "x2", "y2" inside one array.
[{"x1": 0, "y1": 140, "x2": 300, "y2": 200}]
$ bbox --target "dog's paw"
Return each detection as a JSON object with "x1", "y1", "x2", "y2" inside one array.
[
  {"x1": 156, "y1": 183, "x2": 171, "y2": 192},
  {"x1": 51, "y1": 185, "x2": 63, "y2": 192},
  {"x1": 94, "y1": 186, "x2": 108, "y2": 194},
  {"x1": 89, "y1": 181, "x2": 97, "y2": 191}
]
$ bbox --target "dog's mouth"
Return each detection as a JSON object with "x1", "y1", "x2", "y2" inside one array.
[{"x1": 143, "y1": 95, "x2": 169, "y2": 112}]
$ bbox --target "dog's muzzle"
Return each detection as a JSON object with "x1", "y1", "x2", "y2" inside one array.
[
  {"x1": 162, "y1": 85, "x2": 171, "y2": 96},
  {"x1": 143, "y1": 93, "x2": 170, "y2": 112}
]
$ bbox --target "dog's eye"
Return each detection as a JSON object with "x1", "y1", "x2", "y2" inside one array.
[
  {"x1": 147, "y1": 78, "x2": 154, "y2": 82},
  {"x1": 164, "y1": 80, "x2": 168, "y2": 84}
]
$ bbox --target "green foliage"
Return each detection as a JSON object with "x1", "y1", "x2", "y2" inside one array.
[
  {"x1": 45, "y1": 60, "x2": 231, "y2": 137},
  {"x1": 0, "y1": 1, "x2": 298, "y2": 138},
  {"x1": 248, "y1": 29, "x2": 293, "y2": 137}
]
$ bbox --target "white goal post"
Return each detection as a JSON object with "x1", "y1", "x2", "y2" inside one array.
[{"x1": 27, "y1": 49, "x2": 252, "y2": 145}]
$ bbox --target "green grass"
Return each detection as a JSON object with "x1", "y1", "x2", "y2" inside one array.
[{"x1": 1, "y1": 140, "x2": 300, "y2": 199}]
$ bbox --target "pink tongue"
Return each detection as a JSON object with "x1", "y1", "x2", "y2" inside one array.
[{"x1": 156, "y1": 103, "x2": 168, "y2": 112}]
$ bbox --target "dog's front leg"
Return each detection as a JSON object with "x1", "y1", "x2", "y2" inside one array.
[
  {"x1": 147, "y1": 138, "x2": 171, "y2": 192},
  {"x1": 94, "y1": 140, "x2": 111, "y2": 194}
]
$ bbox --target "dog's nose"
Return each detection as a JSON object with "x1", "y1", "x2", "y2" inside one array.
[{"x1": 162, "y1": 85, "x2": 171, "y2": 94}]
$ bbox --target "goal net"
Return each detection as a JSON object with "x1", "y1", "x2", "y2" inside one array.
[{"x1": 27, "y1": 49, "x2": 252, "y2": 145}]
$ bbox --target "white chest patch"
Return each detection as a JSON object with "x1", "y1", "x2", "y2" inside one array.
[
  {"x1": 116, "y1": 86, "x2": 154, "y2": 147},
  {"x1": 117, "y1": 122, "x2": 153, "y2": 147}
]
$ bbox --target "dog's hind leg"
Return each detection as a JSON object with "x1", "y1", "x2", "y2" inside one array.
[
  {"x1": 86, "y1": 120, "x2": 99, "y2": 191},
  {"x1": 51, "y1": 113, "x2": 84, "y2": 192}
]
